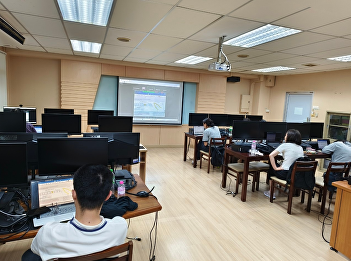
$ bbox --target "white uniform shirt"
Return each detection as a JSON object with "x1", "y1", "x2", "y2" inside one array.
[
  {"x1": 31, "y1": 216, "x2": 127, "y2": 261},
  {"x1": 202, "y1": 126, "x2": 221, "y2": 143},
  {"x1": 275, "y1": 142, "x2": 304, "y2": 170}
]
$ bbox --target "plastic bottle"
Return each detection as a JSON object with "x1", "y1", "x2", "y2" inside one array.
[
  {"x1": 250, "y1": 140, "x2": 257, "y2": 155},
  {"x1": 118, "y1": 181, "x2": 125, "y2": 198},
  {"x1": 229, "y1": 126, "x2": 233, "y2": 136}
]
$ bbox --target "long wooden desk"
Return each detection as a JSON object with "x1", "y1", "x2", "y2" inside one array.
[
  {"x1": 183, "y1": 132, "x2": 202, "y2": 168},
  {"x1": 0, "y1": 174, "x2": 161, "y2": 243},
  {"x1": 330, "y1": 181, "x2": 351, "y2": 259},
  {"x1": 222, "y1": 147, "x2": 330, "y2": 202}
]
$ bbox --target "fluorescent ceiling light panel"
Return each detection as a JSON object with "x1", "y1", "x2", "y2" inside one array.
[
  {"x1": 224, "y1": 24, "x2": 301, "y2": 48},
  {"x1": 327, "y1": 55, "x2": 351, "y2": 62},
  {"x1": 58, "y1": 0, "x2": 113, "y2": 26},
  {"x1": 252, "y1": 66, "x2": 296, "y2": 72},
  {"x1": 71, "y1": 40, "x2": 101, "y2": 53},
  {"x1": 175, "y1": 55, "x2": 212, "y2": 65}
]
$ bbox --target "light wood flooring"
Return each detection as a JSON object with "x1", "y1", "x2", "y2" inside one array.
[{"x1": 0, "y1": 147, "x2": 346, "y2": 261}]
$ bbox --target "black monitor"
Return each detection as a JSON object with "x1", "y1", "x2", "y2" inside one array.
[
  {"x1": 0, "y1": 112, "x2": 26, "y2": 132},
  {"x1": 3, "y1": 107, "x2": 37, "y2": 124},
  {"x1": 188, "y1": 113, "x2": 208, "y2": 126},
  {"x1": 261, "y1": 122, "x2": 287, "y2": 142},
  {"x1": 0, "y1": 132, "x2": 34, "y2": 142},
  {"x1": 98, "y1": 116, "x2": 133, "y2": 132},
  {"x1": 38, "y1": 138, "x2": 109, "y2": 176},
  {"x1": 109, "y1": 133, "x2": 140, "y2": 165},
  {"x1": 232, "y1": 120, "x2": 264, "y2": 140},
  {"x1": 0, "y1": 142, "x2": 28, "y2": 187},
  {"x1": 34, "y1": 133, "x2": 68, "y2": 140},
  {"x1": 44, "y1": 108, "x2": 74, "y2": 114},
  {"x1": 308, "y1": 122, "x2": 324, "y2": 139},
  {"x1": 88, "y1": 110, "x2": 114, "y2": 125},
  {"x1": 83, "y1": 132, "x2": 114, "y2": 140},
  {"x1": 286, "y1": 123, "x2": 310, "y2": 140},
  {"x1": 246, "y1": 115, "x2": 263, "y2": 121},
  {"x1": 227, "y1": 114, "x2": 245, "y2": 125},
  {"x1": 42, "y1": 114, "x2": 81, "y2": 134},
  {"x1": 209, "y1": 114, "x2": 228, "y2": 126}
]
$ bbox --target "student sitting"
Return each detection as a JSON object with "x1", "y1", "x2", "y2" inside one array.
[{"x1": 22, "y1": 165, "x2": 128, "y2": 261}]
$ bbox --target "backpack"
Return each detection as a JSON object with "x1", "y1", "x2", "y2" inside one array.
[
  {"x1": 286, "y1": 156, "x2": 316, "y2": 190},
  {"x1": 211, "y1": 146, "x2": 225, "y2": 167}
]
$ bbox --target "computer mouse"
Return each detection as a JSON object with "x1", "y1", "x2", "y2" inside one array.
[{"x1": 136, "y1": 191, "x2": 149, "y2": 197}]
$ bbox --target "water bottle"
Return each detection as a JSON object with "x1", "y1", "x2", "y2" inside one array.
[
  {"x1": 118, "y1": 181, "x2": 125, "y2": 198},
  {"x1": 250, "y1": 140, "x2": 257, "y2": 155},
  {"x1": 229, "y1": 126, "x2": 233, "y2": 136}
]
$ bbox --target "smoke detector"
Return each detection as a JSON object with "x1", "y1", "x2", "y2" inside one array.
[{"x1": 208, "y1": 36, "x2": 231, "y2": 72}]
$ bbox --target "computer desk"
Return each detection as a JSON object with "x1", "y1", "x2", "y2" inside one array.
[
  {"x1": 221, "y1": 147, "x2": 330, "y2": 202},
  {"x1": 0, "y1": 174, "x2": 162, "y2": 243},
  {"x1": 183, "y1": 133, "x2": 203, "y2": 168}
]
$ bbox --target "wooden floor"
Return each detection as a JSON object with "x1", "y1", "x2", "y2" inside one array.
[{"x1": 0, "y1": 147, "x2": 345, "y2": 261}]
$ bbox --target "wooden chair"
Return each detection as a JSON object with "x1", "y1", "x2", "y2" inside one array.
[
  {"x1": 314, "y1": 162, "x2": 351, "y2": 214},
  {"x1": 227, "y1": 163, "x2": 262, "y2": 194},
  {"x1": 199, "y1": 137, "x2": 226, "y2": 173},
  {"x1": 269, "y1": 161, "x2": 318, "y2": 214},
  {"x1": 57, "y1": 241, "x2": 133, "y2": 261},
  {"x1": 247, "y1": 161, "x2": 270, "y2": 191}
]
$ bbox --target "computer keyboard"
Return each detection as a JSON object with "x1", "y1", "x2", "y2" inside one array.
[{"x1": 33, "y1": 204, "x2": 76, "y2": 227}]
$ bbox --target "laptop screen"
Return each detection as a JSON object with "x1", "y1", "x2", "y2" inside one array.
[
  {"x1": 194, "y1": 126, "x2": 204, "y2": 135},
  {"x1": 317, "y1": 139, "x2": 329, "y2": 150},
  {"x1": 32, "y1": 177, "x2": 74, "y2": 208}
]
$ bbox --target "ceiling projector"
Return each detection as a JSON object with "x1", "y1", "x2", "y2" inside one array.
[{"x1": 208, "y1": 62, "x2": 231, "y2": 72}]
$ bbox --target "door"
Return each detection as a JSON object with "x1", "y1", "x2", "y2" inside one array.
[{"x1": 284, "y1": 92, "x2": 313, "y2": 122}]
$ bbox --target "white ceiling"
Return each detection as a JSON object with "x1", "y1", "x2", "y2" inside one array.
[{"x1": 1, "y1": 0, "x2": 351, "y2": 75}]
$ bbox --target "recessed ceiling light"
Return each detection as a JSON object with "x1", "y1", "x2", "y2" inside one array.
[
  {"x1": 71, "y1": 40, "x2": 101, "y2": 53},
  {"x1": 252, "y1": 66, "x2": 296, "y2": 72},
  {"x1": 175, "y1": 55, "x2": 212, "y2": 65},
  {"x1": 327, "y1": 54, "x2": 351, "y2": 62},
  {"x1": 237, "y1": 54, "x2": 249, "y2": 58},
  {"x1": 57, "y1": 0, "x2": 114, "y2": 26},
  {"x1": 223, "y1": 24, "x2": 301, "y2": 48},
  {"x1": 117, "y1": 37, "x2": 131, "y2": 42}
]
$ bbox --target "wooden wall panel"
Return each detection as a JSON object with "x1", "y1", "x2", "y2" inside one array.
[
  {"x1": 165, "y1": 70, "x2": 200, "y2": 83},
  {"x1": 126, "y1": 66, "x2": 164, "y2": 80},
  {"x1": 101, "y1": 64, "x2": 125, "y2": 76},
  {"x1": 159, "y1": 125, "x2": 189, "y2": 146},
  {"x1": 61, "y1": 60, "x2": 101, "y2": 84},
  {"x1": 132, "y1": 125, "x2": 161, "y2": 146}
]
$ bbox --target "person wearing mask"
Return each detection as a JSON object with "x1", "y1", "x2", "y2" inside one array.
[{"x1": 264, "y1": 129, "x2": 304, "y2": 198}]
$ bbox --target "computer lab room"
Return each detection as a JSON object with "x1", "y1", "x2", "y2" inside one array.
[{"x1": 1, "y1": 0, "x2": 351, "y2": 260}]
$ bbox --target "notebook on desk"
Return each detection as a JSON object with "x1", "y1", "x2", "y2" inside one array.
[{"x1": 31, "y1": 176, "x2": 75, "y2": 227}]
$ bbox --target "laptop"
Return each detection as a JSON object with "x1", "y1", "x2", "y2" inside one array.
[
  {"x1": 317, "y1": 139, "x2": 330, "y2": 150},
  {"x1": 31, "y1": 176, "x2": 75, "y2": 227},
  {"x1": 266, "y1": 132, "x2": 282, "y2": 148},
  {"x1": 193, "y1": 126, "x2": 204, "y2": 135}
]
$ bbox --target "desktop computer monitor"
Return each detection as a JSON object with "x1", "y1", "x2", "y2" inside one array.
[
  {"x1": 209, "y1": 114, "x2": 228, "y2": 126},
  {"x1": 42, "y1": 113, "x2": 81, "y2": 134},
  {"x1": 38, "y1": 138, "x2": 109, "y2": 176},
  {"x1": 308, "y1": 122, "x2": 324, "y2": 139},
  {"x1": 83, "y1": 132, "x2": 115, "y2": 140},
  {"x1": 232, "y1": 120, "x2": 264, "y2": 140},
  {"x1": 88, "y1": 110, "x2": 114, "y2": 125},
  {"x1": 109, "y1": 133, "x2": 140, "y2": 165},
  {"x1": 188, "y1": 113, "x2": 208, "y2": 126},
  {"x1": 44, "y1": 108, "x2": 74, "y2": 114},
  {"x1": 266, "y1": 132, "x2": 282, "y2": 143},
  {"x1": 0, "y1": 112, "x2": 26, "y2": 132},
  {"x1": 0, "y1": 142, "x2": 28, "y2": 188},
  {"x1": 3, "y1": 107, "x2": 37, "y2": 124},
  {"x1": 227, "y1": 114, "x2": 245, "y2": 125},
  {"x1": 0, "y1": 132, "x2": 34, "y2": 142},
  {"x1": 246, "y1": 115, "x2": 263, "y2": 121},
  {"x1": 286, "y1": 123, "x2": 310, "y2": 140},
  {"x1": 98, "y1": 116, "x2": 133, "y2": 132},
  {"x1": 261, "y1": 122, "x2": 287, "y2": 142}
]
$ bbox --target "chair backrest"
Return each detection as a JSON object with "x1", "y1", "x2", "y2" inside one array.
[
  {"x1": 56, "y1": 241, "x2": 133, "y2": 261},
  {"x1": 210, "y1": 137, "x2": 226, "y2": 147},
  {"x1": 326, "y1": 162, "x2": 351, "y2": 177},
  {"x1": 290, "y1": 161, "x2": 318, "y2": 190}
]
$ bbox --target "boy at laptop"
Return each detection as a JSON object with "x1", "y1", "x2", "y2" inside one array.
[{"x1": 22, "y1": 165, "x2": 128, "y2": 261}]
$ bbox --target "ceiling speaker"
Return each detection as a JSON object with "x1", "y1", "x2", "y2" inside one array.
[{"x1": 227, "y1": 76, "x2": 240, "y2": 83}]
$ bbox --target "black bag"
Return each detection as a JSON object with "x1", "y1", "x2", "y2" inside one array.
[
  {"x1": 211, "y1": 146, "x2": 225, "y2": 167},
  {"x1": 257, "y1": 143, "x2": 275, "y2": 155},
  {"x1": 286, "y1": 157, "x2": 316, "y2": 190}
]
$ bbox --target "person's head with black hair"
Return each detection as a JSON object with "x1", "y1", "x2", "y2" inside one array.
[
  {"x1": 285, "y1": 129, "x2": 301, "y2": 145},
  {"x1": 203, "y1": 118, "x2": 215, "y2": 128},
  {"x1": 73, "y1": 164, "x2": 112, "y2": 211}
]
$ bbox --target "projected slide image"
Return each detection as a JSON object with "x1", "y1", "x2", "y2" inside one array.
[{"x1": 134, "y1": 90, "x2": 166, "y2": 117}]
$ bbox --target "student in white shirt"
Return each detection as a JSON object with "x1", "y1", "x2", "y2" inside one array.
[
  {"x1": 197, "y1": 118, "x2": 221, "y2": 160},
  {"x1": 22, "y1": 165, "x2": 128, "y2": 261},
  {"x1": 264, "y1": 129, "x2": 304, "y2": 198}
]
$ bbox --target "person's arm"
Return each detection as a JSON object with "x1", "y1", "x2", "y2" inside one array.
[
  {"x1": 269, "y1": 149, "x2": 283, "y2": 171},
  {"x1": 202, "y1": 130, "x2": 209, "y2": 146},
  {"x1": 322, "y1": 143, "x2": 336, "y2": 154}
]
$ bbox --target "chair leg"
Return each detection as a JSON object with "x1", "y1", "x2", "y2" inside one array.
[
  {"x1": 301, "y1": 191, "x2": 305, "y2": 203},
  {"x1": 199, "y1": 154, "x2": 202, "y2": 169},
  {"x1": 256, "y1": 172, "x2": 260, "y2": 191},
  {"x1": 318, "y1": 187, "x2": 322, "y2": 202},
  {"x1": 269, "y1": 180, "x2": 274, "y2": 203},
  {"x1": 207, "y1": 157, "x2": 210, "y2": 173},
  {"x1": 320, "y1": 186, "x2": 328, "y2": 214},
  {"x1": 235, "y1": 173, "x2": 240, "y2": 194},
  {"x1": 287, "y1": 185, "x2": 294, "y2": 214},
  {"x1": 306, "y1": 190, "x2": 312, "y2": 212},
  {"x1": 251, "y1": 173, "x2": 255, "y2": 192}
]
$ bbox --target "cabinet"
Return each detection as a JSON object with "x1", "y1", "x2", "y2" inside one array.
[{"x1": 325, "y1": 111, "x2": 351, "y2": 141}]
